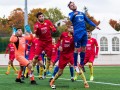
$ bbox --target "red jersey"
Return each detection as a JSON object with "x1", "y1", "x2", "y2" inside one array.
[
  {"x1": 29, "y1": 37, "x2": 40, "y2": 54},
  {"x1": 5, "y1": 43, "x2": 15, "y2": 55},
  {"x1": 59, "y1": 32, "x2": 74, "y2": 54},
  {"x1": 52, "y1": 44, "x2": 58, "y2": 56},
  {"x1": 86, "y1": 38, "x2": 99, "y2": 56},
  {"x1": 34, "y1": 20, "x2": 56, "y2": 41}
]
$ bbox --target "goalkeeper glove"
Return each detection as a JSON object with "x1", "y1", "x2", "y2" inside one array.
[
  {"x1": 12, "y1": 27, "x2": 17, "y2": 35},
  {"x1": 25, "y1": 25, "x2": 32, "y2": 33}
]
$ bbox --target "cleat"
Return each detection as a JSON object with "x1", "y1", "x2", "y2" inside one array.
[
  {"x1": 84, "y1": 82, "x2": 89, "y2": 88},
  {"x1": 44, "y1": 72, "x2": 46, "y2": 78},
  {"x1": 50, "y1": 79, "x2": 55, "y2": 88},
  {"x1": 15, "y1": 78, "x2": 24, "y2": 83},
  {"x1": 39, "y1": 76, "x2": 44, "y2": 80},
  {"x1": 74, "y1": 75, "x2": 78, "y2": 81},
  {"x1": 51, "y1": 85, "x2": 56, "y2": 89},
  {"x1": 49, "y1": 78, "x2": 53, "y2": 82},
  {"x1": 90, "y1": 76, "x2": 94, "y2": 81},
  {"x1": 31, "y1": 80, "x2": 37, "y2": 85},
  {"x1": 71, "y1": 78, "x2": 74, "y2": 82},
  {"x1": 5, "y1": 72, "x2": 10, "y2": 75}
]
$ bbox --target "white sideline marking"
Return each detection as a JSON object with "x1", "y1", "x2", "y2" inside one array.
[
  {"x1": 0, "y1": 74, "x2": 120, "y2": 86},
  {"x1": 46, "y1": 77, "x2": 120, "y2": 86}
]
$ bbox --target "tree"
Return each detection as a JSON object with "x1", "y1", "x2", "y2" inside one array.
[
  {"x1": 0, "y1": 17, "x2": 11, "y2": 36},
  {"x1": 8, "y1": 8, "x2": 24, "y2": 29},
  {"x1": 44, "y1": 8, "x2": 66, "y2": 23}
]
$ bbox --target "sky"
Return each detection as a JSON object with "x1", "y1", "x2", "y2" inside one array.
[{"x1": 0, "y1": 0, "x2": 120, "y2": 22}]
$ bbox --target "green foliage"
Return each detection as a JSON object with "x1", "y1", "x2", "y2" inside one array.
[
  {"x1": 0, "y1": 37, "x2": 9, "y2": 53},
  {"x1": 52, "y1": 30, "x2": 60, "y2": 37},
  {"x1": 57, "y1": 25, "x2": 67, "y2": 33},
  {"x1": 44, "y1": 8, "x2": 66, "y2": 23}
]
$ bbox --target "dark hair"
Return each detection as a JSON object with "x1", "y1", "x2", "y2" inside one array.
[
  {"x1": 16, "y1": 28, "x2": 22, "y2": 31},
  {"x1": 87, "y1": 30, "x2": 92, "y2": 34},
  {"x1": 68, "y1": 1, "x2": 73, "y2": 7},
  {"x1": 36, "y1": 12, "x2": 43, "y2": 18}
]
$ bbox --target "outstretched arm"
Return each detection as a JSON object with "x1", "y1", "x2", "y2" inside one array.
[{"x1": 83, "y1": 13, "x2": 100, "y2": 30}]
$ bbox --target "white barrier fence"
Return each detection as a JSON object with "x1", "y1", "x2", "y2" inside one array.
[
  {"x1": 0, "y1": 54, "x2": 19, "y2": 66},
  {"x1": 0, "y1": 54, "x2": 120, "y2": 66}
]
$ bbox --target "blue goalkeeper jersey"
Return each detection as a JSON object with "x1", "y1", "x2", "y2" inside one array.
[{"x1": 69, "y1": 11, "x2": 96, "y2": 42}]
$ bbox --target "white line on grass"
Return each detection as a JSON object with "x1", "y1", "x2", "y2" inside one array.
[
  {"x1": 45, "y1": 77, "x2": 120, "y2": 86},
  {"x1": 0, "y1": 74, "x2": 120, "y2": 86}
]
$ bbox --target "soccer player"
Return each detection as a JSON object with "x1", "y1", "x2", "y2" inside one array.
[
  {"x1": 84, "y1": 30, "x2": 99, "y2": 81},
  {"x1": 33, "y1": 12, "x2": 56, "y2": 77},
  {"x1": 50, "y1": 38, "x2": 74, "y2": 82},
  {"x1": 10, "y1": 27, "x2": 37, "y2": 84},
  {"x1": 68, "y1": 1, "x2": 100, "y2": 72},
  {"x1": 5, "y1": 42, "x2": 18, "y2": 75},
  {"x1": 29, "y1": 35, "x2": 45, "y2": 79},
  {"x1": 49, "y1": 38, "x2": 59, "y2": 74},
  {"x1": 22, "y1": 39, "x2": 31, "y2": 80},
  {"x1": 50, "y1": 25, "x2": 89, "y2": 89}
]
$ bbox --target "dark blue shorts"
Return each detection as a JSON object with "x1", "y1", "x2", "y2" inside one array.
[{"x1": 74, "y1": 31, "x2": 87, "y2": 48}]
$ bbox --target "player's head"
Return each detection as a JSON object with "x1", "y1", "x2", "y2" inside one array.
[
  {"x1": 52, "y1": 38, "x2": 56, "y2": 44},
  {"x1": 67, "y1": 25, "x2": 73, "y2": 33},
  {"x1": 87, "y1": 30, "x2": 92, "y2": 39},
  {"x1": 68, "y1": 1, "x2": 77, "y2": 11},
  {"x1": 36, "y1": 12, "x2": 44, "y2": 22},
  {"x1": 15, "y1": 28, "x2": 23, "y2": 37}
]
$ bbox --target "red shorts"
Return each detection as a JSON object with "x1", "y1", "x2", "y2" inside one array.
[
  {"x1": 9, "y1": 55, "x2": 15, "y2": 61},
  {"x1": 58, "y1": 53, "x2": 74, "y2": 69},
  {"x1": 84, "y1": 54, "x2": 95, "y2": 64},
  {"x1": 51, "y1": 55, "x2": 57, "y2": 63},
  {"x1": 35, "y1": 40, "x2": 52, "y2": 58},
  {"x1": 29, "y1": 52, "x2": 35, "y2": 60},
  {"x1": 38, "y1": 55, "x2": 42, "y2": 61}
]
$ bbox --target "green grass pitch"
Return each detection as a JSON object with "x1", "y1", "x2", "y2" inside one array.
[{"x1": 0, "y1": 66, "x2": 120, "y2": 90}]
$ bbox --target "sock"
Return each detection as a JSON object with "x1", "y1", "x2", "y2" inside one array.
[
  {"x1": 79, "y1": 68, "x2": 87, "y2": 83},
  {"x1": 80, "y1": 52, "x2": 85, "y2": 66},
  {"x1": 69, "y1": 66, "x2": 74, "y2": 78},
  {"x1": 32, "y1": 58, "x2": 38, "y2": 71},
  {"x1": 24, "y1": 67, "x2": 28, "y2": 77},
  {"x1": 49, "y1": 64, "x2": 53, "y2": 73},
  {"x1": 17, "y1": 70, "x2": 22, "y2": 79},
  {"x1": 74, "y1": 72, "x2": 79, "y2": 79},
  {"x1": 39, "y1": 66, "x2": 44, "y2": 77},
  {"x1": 53, "y1": 73, "x2": 59, "y2": 81},
  {"x1": 12, "y1": 65, "x2": 18, "y2": 72},
  {"x1": 28, "y1": 69, "x2": 35, "y2": 81},
  {"x1": 44, "y1": 59, "x2": 50, "y2": 72},
  {"x1": 74, "y1": 52, "x2": 78, "y2": 66},
  {"x1": 88, "y1": 62, "x2": 93, "y2": 76},
  {"x1": 52, "y1": 66, "x2": 59, "y2": 78},
  {"x1": 41, "y1": 54, "x2": 45, "y2": 63},
  {"x1": 36, "y1": 65, "x2": 39, "y2": 74},
  {"x1": 7, "y1": 64, "x2": 11, "y2": 72}
]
